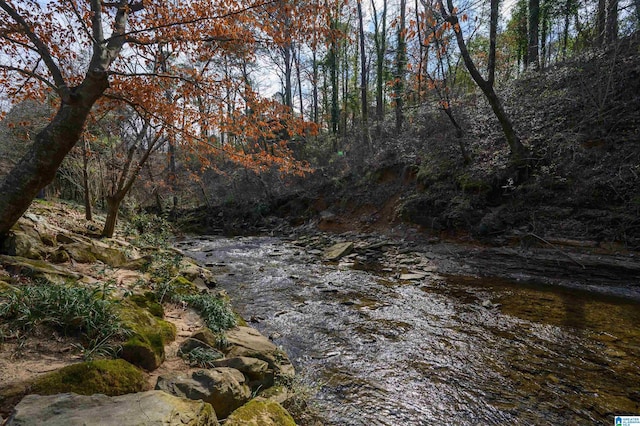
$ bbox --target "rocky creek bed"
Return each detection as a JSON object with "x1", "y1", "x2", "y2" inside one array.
[
  {"x1": 0, "y1": 202, "x2": 298, "y2": 425},
  {"x1": 179, "y1": 231, "x2": 640, "y2": 425}
]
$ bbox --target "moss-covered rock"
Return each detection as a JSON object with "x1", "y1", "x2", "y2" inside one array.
[
  {"x1": 1, "y1": 223, "x2": 47, "y2": 260},
  {"x1": 117, "y1": 301, "x2": 176, "y2": 371},
  {"x1": 127, "y1": 292, "x2": 164, "y2": 318},
  {"x1": 224, "y1": 398, "x2": 296, "y2": 426},
  {"x1": 29, "y1": 359, "x2": 148, "y2": 396},
  {"x1": 63, "y1": 243, "x2": 98, "y2": 263}
]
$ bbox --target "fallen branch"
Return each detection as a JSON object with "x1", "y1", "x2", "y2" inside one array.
[{"x1": 527, "y1": 233, "x2": 586, "y2": 269}]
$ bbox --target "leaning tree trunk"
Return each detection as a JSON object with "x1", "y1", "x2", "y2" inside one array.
[
  {"x1": 0, "y1": 72, "x2": 109, "y2": 239},
  {"x1": 439, "y1": 0, "x2": 527, "y2": 165}
]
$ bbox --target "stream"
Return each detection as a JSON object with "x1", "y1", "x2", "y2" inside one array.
[{"x1": 178, "y1": 235, "x2": 640, "y2": 425}]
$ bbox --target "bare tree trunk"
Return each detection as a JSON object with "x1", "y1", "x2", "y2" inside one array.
[
  {"x1": 597, "y1": 0, "x2": 606, "y2": 46},
  {"x1": 82, "y1": 136, "x2": 93, "y2": 221},
  {"x1": 528, "y1": 0, "x2": 540, "y2": 69},
  {"x1": 102, "y1": 195, "x2": 121, "y2": 239},
  {"x1": 295, "y1": 44, "x2": 304, "y2": 120},
  {"x1": 394, "y1": 0, "x2": 407, "y2": 134},
  {"x1": 357, "y1": 0, "x2": 371, "y2": 150},
  {"x1": 443, "y1": 107, "x2": 471, "y2": 165},
  {"x1": 372, "y1": 0, "x2": 387, "y2": 135},
  {"x1": 605, "y1": 0, "x2": 618, "y2": 44}
]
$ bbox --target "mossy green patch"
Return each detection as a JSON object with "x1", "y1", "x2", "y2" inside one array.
[
  {"x1": 128, "y1": 292, "x2": 164, "y2": 318},
  {"x1": 29, "y1": 359, "x2": 147, "y2": 396},
  {"x1": 117, "y1": 300, "x2": 176, "y2": 371},
  {"x1": 224, "y1": 398, "x2": 296, "y2": 426},
  {"x1": 173, "y1": 276, "x2": 200, "y2": 295}
]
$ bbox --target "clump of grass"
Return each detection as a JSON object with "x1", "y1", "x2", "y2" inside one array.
[
  {"x1": 0, "y1": 283, "x2": 129, "y2": 359},
  {"x1": 184, "y1": 346, "x2": 222, "y2": 368},
  {"x1": 181, "y1": 294, "x2": 237, "y2": 333}
]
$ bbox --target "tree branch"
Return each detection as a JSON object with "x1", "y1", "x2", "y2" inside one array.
[
  {"x1": 0, "y1": 63, "x2": 57, "y2": 92},
  {"x1": 0, "y1": 0, "x2": 69, "y2": 101},
  {"x1": 104, "y1": 0, "x2": 276, "y2": 44}
]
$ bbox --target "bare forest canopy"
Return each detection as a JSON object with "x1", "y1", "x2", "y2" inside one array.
[{"x1": 0, "y1": 0, "x2": 638, "y2": 239}]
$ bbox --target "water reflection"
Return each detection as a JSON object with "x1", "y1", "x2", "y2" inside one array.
[{"x1": 179, "y1": 236, "x2": 640, "y2": 425}]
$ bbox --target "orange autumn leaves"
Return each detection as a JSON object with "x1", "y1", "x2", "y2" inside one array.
[{"x1": 0, "y1": 0, "x2": 317, "y2": 177}]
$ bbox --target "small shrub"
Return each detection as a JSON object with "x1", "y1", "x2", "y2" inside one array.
[{"x1": 125, "y1": 212, "x2": 173, "y2": 248}]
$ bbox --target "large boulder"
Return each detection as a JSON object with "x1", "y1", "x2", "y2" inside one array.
[
  {"x1": 224, "y1": 398, "x2": 296, "y2": 426},
  {"x1": 155, "y1": 368, "x2": 251, "y2": 419},
  {"x1": 223, "y1": 327, "x2": 295, "y2": 379},
  {"x1": 6, "y1": 390, "x2": 218, "y2": 426},
  {"x1": 1, "y1": 224, "x2": 47, "y2": 260},
  {"x1": 60, "y1": 239, "x2": 127, "y2": 267}
]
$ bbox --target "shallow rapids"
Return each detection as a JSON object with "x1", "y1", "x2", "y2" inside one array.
[{"x1": 178, "y1": 236, "x2": 640, "y2": 425}]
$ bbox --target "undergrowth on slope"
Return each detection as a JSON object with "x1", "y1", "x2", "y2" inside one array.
[{"x1": 0, "y1": 282, "x2": 129, "y2": 359}]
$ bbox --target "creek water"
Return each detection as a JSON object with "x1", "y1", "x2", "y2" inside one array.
[{"x1": 178, "y1": 235, "x2": 640, "y2": 425}]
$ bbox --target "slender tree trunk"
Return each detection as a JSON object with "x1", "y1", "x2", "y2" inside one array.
[
  {"x1": 596, "y1": 0, "x2": 606, "y2": 46},
  {"x1": 283, "y1": 43, "x2": 293, "y2": 109},
  {"x1": 312, "y1": 48, "x2": 319, "y2": 124},
  {"x1": 394, "y1": 0, "x2": 407, "y2": 134},
  {"x1": 329, "y1": 19, "x2": 339, "y2": 135},
  {"x1": 295, "y1": 44, "x2": 304, "y2": 120},
  {"x1": 562, "y1": 0, "x2": 571, "y2": 59},
  {"x1": 372, "y1": 0, "x2": 386, "y2": 134},
  {"x1": 439, "y1": 0, "x2": 527, "y2": 163},
  {"x1": 605, "y1": 0, "x2": 618, "y2": 44},
  {"x1": 443, "y1": 107, "x2": 471, "y2": 165},
  {"x1": 357, "y1": 0, "x2": 371, "y2": 150},
  {"x1": 82, "y1": 136, "x2": 93, "y2": 221},
  {"x1": 541, "y1": 2, "x2": 548, "y2": 70},
  {"x1": 528, "y1": 0, "x2": 540, "y2": 69}
]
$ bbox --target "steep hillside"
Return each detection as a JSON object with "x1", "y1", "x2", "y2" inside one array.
[
  {"x1": 300, "y1": 35, "x2": 640, "y2": 248},
  {"x1": 178, "y1": 36, "x2": 640, "y2": 250}
]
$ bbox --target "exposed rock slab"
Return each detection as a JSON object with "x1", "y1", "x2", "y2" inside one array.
[
  {"x1": 7, "y1": 390, "x2": 218, "y2": 426},
  {"x1": 155, "y1": 368, "x2": 251, "y2": 419},
  {"x1": 324, "y1": 242, "x2": 354, "y2": 261},
  {"x1": 223, "y1": 327, "x2": 295, "y2": 379}
]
